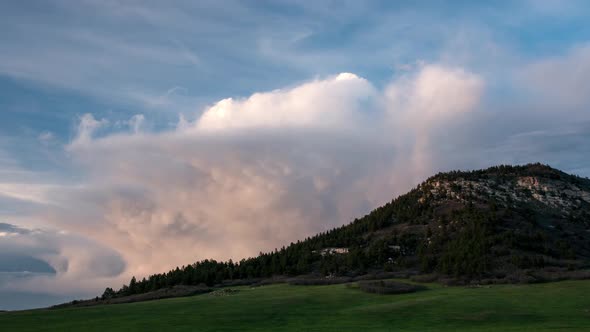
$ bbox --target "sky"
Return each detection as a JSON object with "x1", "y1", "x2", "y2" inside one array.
[{"x1": 1, "y1": 0, "x2": 590, "y2": 310}]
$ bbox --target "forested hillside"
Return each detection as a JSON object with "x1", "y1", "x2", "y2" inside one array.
[{"x1": 97, "y1": 163, "x2": 590, "y2": 301}]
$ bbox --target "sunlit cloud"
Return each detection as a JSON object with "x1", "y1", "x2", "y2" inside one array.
[{"x1": 0, "y1": 65, "x2": 482, "y2": 296}]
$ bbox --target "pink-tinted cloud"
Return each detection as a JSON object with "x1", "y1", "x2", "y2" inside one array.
[{"x1": 4, "y1": 65, "x2": 486, "y2": 297}]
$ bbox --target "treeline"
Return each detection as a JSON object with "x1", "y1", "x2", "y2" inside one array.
[{"x1": 431, "y1": 163, "x2": 590, "y2": 187}]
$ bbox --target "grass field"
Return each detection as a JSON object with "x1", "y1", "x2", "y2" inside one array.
[{"x1": 1, "y1": 280, "x2": 590, "y2": 331}]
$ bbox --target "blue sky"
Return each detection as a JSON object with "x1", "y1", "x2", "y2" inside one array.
[{"x1": 1, "y1": 0, "x2": 590, "y2": 310}]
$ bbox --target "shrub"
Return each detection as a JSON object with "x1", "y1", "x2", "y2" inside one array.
[{"x1": 357, "y1": 280, "x2": 425, "y2": 295}]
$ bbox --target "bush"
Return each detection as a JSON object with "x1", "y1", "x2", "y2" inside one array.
[{"x1": 358, "y1": 280, "x2": 425, "y2": 295}]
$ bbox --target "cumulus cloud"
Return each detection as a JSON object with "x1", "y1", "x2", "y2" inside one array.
[
  {"x1": 25, "y1": 65, "x2": 478, "y2": 292},
  {"x1": 0, "y1": 66, "x2": 485, "y2": 299},
  {"x1": 197, "y1": 72, "x2": 375, "y2": 131}
]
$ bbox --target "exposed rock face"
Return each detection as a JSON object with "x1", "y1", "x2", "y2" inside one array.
[
  {"x1": 420, "y1": 166, "x2": 590, "y2": 222},
  {"x1": 314, "y1": 247, "x2": 349, "y2": 256},
  {"x1": 518, "y1": 176, "x2": 590, "y2": 207}
]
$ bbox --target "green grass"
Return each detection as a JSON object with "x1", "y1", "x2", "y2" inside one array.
[{"x1": 1, "y1": 280, "x2": 590, "y2": 331}]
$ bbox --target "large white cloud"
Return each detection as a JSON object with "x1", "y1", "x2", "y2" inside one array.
[
  {"x1": 5, "y1": 65, "x2": 479, "y2": 295},
  {"x1": 196, "y1": 72, "x2": 375, "y2": 131}
]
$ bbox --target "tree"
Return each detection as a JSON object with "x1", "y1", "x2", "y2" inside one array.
[
  {"x1": 101, "y1": 287, "x2": 115, "y2": 300},
  {"x1": 128, "y1": 276, "x2": 138, "y2": 295}
]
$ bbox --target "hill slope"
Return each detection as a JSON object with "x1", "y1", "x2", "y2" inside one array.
[{"x1": 98, "y1": 163, "x2": 590, "y2": 300}]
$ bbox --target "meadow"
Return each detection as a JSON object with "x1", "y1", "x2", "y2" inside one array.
[{"x1": 1, "y1": 280, "x2": 589, "y2": 331}]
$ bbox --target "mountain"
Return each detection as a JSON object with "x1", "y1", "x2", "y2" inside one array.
[{"x1": 95, "y1": 163, "x2": 590, "y2": 302}]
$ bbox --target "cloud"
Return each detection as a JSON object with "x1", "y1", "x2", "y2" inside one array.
[
  {"x1": 0, "y1": 183, "x2": 58, "y2": 205},
  {"x1": 38, "y1": 131, "x2": 55, "y2": 145},
  {"x1": 385, "y1": 65, "x2": 483, "y2": 120},
  {"x1": 383, "y1": 65, "x2": 484, "y2": 182},
  {"x1": 0, "y1": 0, "x2": 530, "y2": 116},
  {"x1": 72, "y1": 113, "x2": 108, "y2": 145},
  {"x1": 0, "y1": 223, "x2": 125, "y2": 295},
  {"x1": 37, "y1": 66, "x2": 480, "y2": 289},
  {"x1": 128, "y1": 114, "x2": 146, "y2": 134},
  {"x1": 196, "y1": 73, "x2": 375, "y2": 131},
  {"x1": 519, "y1": 44, "x2": 590, "y2": 110},
  {"x1": 0, "y1": 223, "x2": 31, "y2": 237}
]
